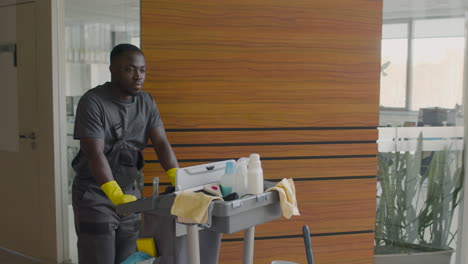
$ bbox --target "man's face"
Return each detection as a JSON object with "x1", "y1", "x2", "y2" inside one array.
[{"x1": 111, "y1": 51, "x2": 146, "y2": 97}]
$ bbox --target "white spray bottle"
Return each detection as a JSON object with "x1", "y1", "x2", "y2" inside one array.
[
  {"x1": 244, "y1": 153, "x2": 264, "y2": 264},
  {"x1": 247, "y1": 153, "x2": 263, "y2": 194}
]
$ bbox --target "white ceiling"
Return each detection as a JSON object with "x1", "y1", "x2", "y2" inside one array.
[
  {"x1": 64, "y1": 0, "x2": 139, "y2": 26},
  {"x1": 384, "y1": 0, "x2": 468, "y2": 19}
]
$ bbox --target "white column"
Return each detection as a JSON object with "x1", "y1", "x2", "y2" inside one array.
[{"x1": 456, "y1": 10, "x2": 468, "y2": 264}]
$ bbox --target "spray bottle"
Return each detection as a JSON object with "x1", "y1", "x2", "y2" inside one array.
[
  {"x1": 247, "y1": 153, "x2": 263, "y2": 195},
  {"x1": 220, "y1": 161, "x2": 235, "y2": 196},
  {"x1": 244, "y1": 153, "x2": 264, "y2": 264}
]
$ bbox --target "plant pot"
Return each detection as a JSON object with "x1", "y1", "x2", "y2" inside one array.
[{"x1": 374, "y1": 245, "x2": 454, "y2": 264}]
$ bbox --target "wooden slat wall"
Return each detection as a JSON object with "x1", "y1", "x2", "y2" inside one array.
[
  {"x1": 220, "y1": 233, "x2": 375, "y2": 264},
  {"x1": 141, "y1": 0, "x2": 382, "y2": 263}
]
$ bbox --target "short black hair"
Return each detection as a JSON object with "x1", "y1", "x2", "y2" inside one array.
[{"x1": 110, "y1": 43, "x2": 143, "y2": 64}]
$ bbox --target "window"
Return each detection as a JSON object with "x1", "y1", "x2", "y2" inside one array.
[
  {"x1": 380, "y1": 23, "x2": 408, "y2": 108},
  {"x1": 380, "y1": 18, "x2": 464, "y2": 111}
]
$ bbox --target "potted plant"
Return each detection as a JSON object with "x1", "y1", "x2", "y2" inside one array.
[{"x1": 374, "y1": 133, "x2": 464, "y2": 264}]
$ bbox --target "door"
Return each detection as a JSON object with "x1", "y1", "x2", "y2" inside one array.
[{"x1": 0, "y1": 2, "x2": 40, "y2": 256}]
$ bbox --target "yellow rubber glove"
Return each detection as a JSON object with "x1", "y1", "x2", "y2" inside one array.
[
  {"x1": 166, "y1": 168, "x2": 178, "y2": 186},
  {"x1": 101, "y1": 180, "x2": 137, "y2": 205}
]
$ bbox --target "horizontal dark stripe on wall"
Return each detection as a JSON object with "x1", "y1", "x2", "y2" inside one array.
[
  {"x1": 145, "y1": 141, "x2": 376, "y2": 148},
  {"x1": 166, "y1": 127, "x2": 376, "y2": 132},
  {"x1": 221, "y1": 230, "x2": 374, "y2": 242},
  {"x1": 147, "y1": 141, "x2": 376, "y2": 148},
  {"x1": 143, "y1": 176, "x2": 376, "y2": 185},
  {"x1": 268, "y1": 176, "x2": 377, "y2": 182},
  {"x1": 145, "y1": 154, "x2": 377, "y2": 164}
]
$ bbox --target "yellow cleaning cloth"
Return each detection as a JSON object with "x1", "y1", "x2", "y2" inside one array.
[
  {"x1": 266, "y1": 178, "x2": 300, "y2": 219},
  {"x1": 171, "y1": 190, "x2": 223, "y2": 224}
]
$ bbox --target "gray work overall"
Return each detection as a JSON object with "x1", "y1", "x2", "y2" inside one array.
[{"x1": 72, "y1": 119, "x2": 145, "y2": 264}]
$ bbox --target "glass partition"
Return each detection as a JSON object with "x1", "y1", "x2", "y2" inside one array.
[
  {"x1": 377, "y1": 1, "x2": 465, "y2": 264},
  {"x1": 376, "y1": 127, "x2": 463, "y2": 251},
  {"x1": 63, "y1": 0, "x2": 140, "y2": 262}
]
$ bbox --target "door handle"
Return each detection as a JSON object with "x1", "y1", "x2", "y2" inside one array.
[
  {"x1": 0, "y1": 43, "x2": 16, "y2": 67},
  {"x1": 19, "y1": 132, "x2": 36, "y2": 140}
]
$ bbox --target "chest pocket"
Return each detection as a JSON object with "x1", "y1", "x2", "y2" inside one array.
[
  {"x1": 106, "y1": 138, "x2": 144, "y2": 189},
  {"x1": 105, "y1": 106, "x2": 145, "y2": 190}
]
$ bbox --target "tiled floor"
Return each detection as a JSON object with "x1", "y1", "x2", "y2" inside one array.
[{"x1": 0, "y1": 249, "x2": 43, "y2": 264}]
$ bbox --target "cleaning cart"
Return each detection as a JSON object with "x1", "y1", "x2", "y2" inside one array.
[{"x1": 117, "y1": 160, "x2": 282, "y2": 264}]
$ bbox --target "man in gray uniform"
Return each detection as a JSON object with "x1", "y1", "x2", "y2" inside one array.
[{"x1": 72, "y1": 43, "x2": 179, "y2": 264}]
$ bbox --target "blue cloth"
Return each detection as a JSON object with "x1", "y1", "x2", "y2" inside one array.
[{"x1": 121, "y1": 252, "x2": 154, "y2": 264}]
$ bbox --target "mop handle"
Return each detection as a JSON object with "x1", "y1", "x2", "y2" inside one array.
[
  {"x1": 303, "y1": 225, "x2": 314, "y2": 264},
  {"x1": 153, "y1": 177, "x2": 159, "y2": 198}
]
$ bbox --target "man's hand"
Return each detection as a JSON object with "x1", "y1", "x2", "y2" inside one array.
[
  {"x1": 101, "y1": 180, "x2": 137, "y2": 205},
  {"x1": 166, "y1": 168, "x2": 178, "y2": 186}
]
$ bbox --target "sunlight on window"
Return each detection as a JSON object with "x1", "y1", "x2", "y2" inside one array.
[
  {"x1": 380, "y1": 18, "x2": 464, "y2": 111},
  {"x1": 412, "y1": 37, "x2": 464, "y2": 110},
  {"x1": 380, "y1": 38, "x2": 407, "y2": 107},
  {"x1": 380, "y1": 23, "x2": 408, "y2": 108}
]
